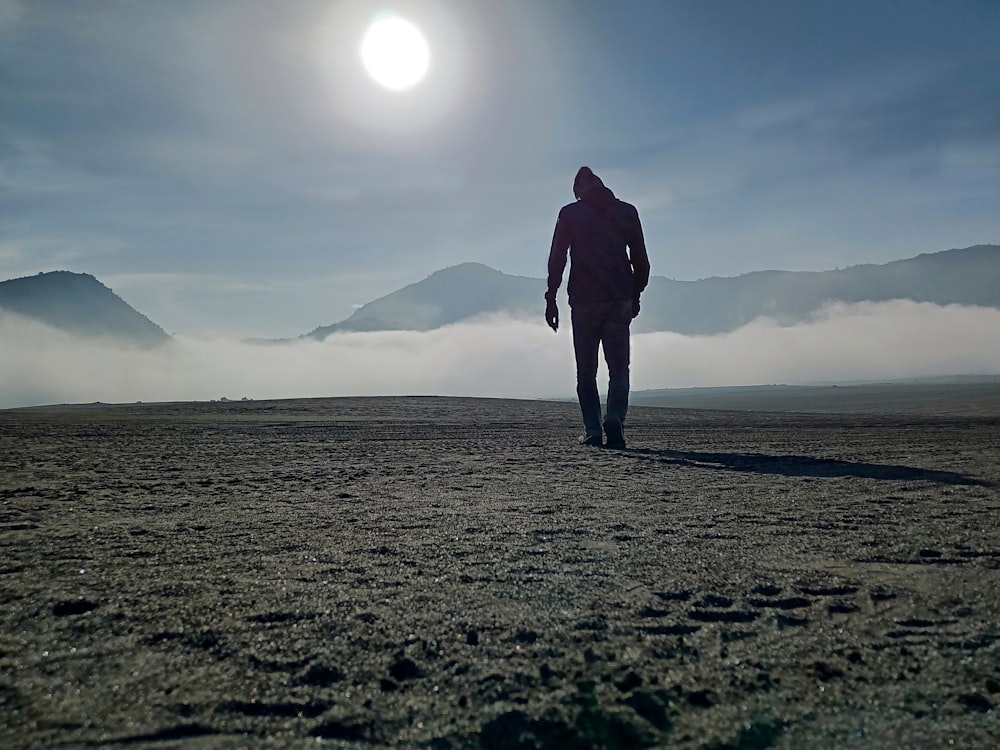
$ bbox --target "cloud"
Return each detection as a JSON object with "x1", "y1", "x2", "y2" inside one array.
[
  {"x1": 2, "y1": 302, "x2": 1000, "y2": 410},
  {"x1": 634, "y1": 301, "x2": 1000, "y2": 389},
  {"x1": 0, "y1": 314, "x2": 572, "y2": 408}
]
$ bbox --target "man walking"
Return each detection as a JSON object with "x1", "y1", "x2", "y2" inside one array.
[{"x1": 545, "y1": 166, "x2": 650, "y2": 449}]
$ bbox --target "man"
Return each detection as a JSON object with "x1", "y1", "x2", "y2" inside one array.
[{"x1": 546, "y1": 166, "x2": 650, "y2": 449}]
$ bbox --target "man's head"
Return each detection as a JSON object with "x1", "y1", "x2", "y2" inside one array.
[{"x1": 573, "y1": 166, "x2": 605, "y2": 199}]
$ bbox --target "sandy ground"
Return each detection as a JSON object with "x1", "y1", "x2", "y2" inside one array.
[{"x1": 1, "y1": 394, "x2": 999, "y2": 749}]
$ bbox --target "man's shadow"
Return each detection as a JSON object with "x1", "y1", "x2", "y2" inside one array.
[{"x1": 627, "y1": 448, "x2": 991, "y2": 487}]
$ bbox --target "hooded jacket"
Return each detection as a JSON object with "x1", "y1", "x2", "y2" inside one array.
[{"x1": 547, "y1": 167, "x2": 650, "y2": 306}]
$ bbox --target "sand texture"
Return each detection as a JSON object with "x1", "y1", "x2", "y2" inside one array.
[{"x1": 2, "y1": 395, "x2": 999, "y2": 749}]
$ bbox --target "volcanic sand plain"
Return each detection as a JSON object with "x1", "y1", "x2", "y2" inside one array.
[{"x1": 2, "y1": 388, "x2": 999, "y2": 749}]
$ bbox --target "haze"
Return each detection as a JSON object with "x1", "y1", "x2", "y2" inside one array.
[{"x1": 3, "y1": 301, "x2": 1000, "y2": 409}]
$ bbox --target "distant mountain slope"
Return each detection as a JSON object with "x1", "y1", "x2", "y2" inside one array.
[
  {"x1": 306, "y1": 245, "x2": 1000, "y2": 338},
  {"x1": 307, "y1": 262, "x2": 542, "y2": 338},
  {"x1": 637, "y1": 244, "x2": 1000, "y2": 334},
  {"x1": 0, "y1": 271, "x2": 170, "y2": 346}
]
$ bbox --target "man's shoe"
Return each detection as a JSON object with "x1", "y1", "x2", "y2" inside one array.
[
  {"x1": 604, "y1": 417, "x2": 626, "y2": 449},
  {"x1": 581, "y1": 433, "x2": 603, "y2": 447}
]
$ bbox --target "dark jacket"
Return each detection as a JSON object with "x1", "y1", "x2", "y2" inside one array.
[{"x1": 546, "y1": 167, "x2": 650, "y2": 306}]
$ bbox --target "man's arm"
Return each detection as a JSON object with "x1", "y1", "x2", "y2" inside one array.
[
  {"x1": 547, "y1": 211, "x2": 570, "y2": 300},
  {"x1": 545, "y1": 211, "x2": 569, "y2": 331},
  {"x1": 627, "y1": 206, "x2": 650, "y2": 294}
]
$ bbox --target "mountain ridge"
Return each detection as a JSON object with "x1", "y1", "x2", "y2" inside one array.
[
  {"x1": 2, "y1": 245, "x2": 997, "y2": 342},
  {"x1": 306, "y1": 244, "x2": 1000, "y2": 338},
  {"x1": 0, "y1": 270, "x2": 170, "y2": 346},
  {"x1": 306, "y1": 262, "x2": 543, "y2": 339}
]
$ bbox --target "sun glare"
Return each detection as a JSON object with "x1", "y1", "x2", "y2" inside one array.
[{"x1": 360, "y1": 15, "x2": 430, "y2": 91}]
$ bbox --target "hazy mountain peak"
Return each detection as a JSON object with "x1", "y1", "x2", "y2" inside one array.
[
  {"x1": 430, "y1": 261, "x2": 499, "y2": 275},
  {"x1": 0, "y1": 270, "x2": 170, "y2": 346},
  {"x1": 307, "y1": 262, "x2": 543, "y2": 338}
]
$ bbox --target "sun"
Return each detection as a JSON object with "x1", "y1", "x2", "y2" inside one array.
[{"x1": 360, "y1": 14, "x2": 430, "y2": 91}]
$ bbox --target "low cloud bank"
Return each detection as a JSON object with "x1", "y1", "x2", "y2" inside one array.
[
  {"x1": 633, "y1": 300, "x2": 1000, "y2": 389},
  {"x1": 2, "y1": 300, "x2": 999, "y2": 409}
]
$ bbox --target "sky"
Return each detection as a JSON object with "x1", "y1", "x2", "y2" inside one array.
[{"x1": 2, "y1": 0, "x2": 998, "y2": 340}]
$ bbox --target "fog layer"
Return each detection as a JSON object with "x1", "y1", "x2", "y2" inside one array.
[{"x1": 2, "y1": 300, "x2": 999, "y2": 409}]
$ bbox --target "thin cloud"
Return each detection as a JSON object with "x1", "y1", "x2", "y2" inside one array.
[
  {"x1": 634, "y1": 301, "x2": 1000, "y2": 389},
  {"x1": 2, "y1": 302, "x2": 999, "y2": 410},
  {"x1": 0, "y1": 314, "x2": 571, "y2": 408}
]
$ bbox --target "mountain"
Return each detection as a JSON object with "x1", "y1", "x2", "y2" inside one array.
[
  {"x1": 0, "y1": 271, "x2": 170, "y2": 346},
  {"x1": 307, "y1": 262, "x2": 543, "y2": 338},
  {"x1": 305, "y1": 245, "x2": 1000, "y2": 338},
  {"x1": 636, "y1": 244, "x2": 1000, "y2": 334}
]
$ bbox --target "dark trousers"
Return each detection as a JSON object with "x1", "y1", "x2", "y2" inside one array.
[{"x1": 571, "y1": 299, "x2": 632, "y2": 438}]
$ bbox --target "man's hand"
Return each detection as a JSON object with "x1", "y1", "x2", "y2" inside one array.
[
  {"x1": 631, "y1": 294, "x2": 641, "y2": 319},
  {"x1": 545, "y1": 297, "x2": 559, "y2": 332}
]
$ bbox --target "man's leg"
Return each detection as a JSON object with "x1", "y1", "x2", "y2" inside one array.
[
  {"x1": 571, "y1": 304, "x2": 603, "y2": 442},
  {"x1": 602, "y1": 299, "x2": 633, "y2": 428}
]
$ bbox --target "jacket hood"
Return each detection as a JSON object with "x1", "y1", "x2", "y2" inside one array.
[{"x1": 573, "y1": 166, "x2": 616, "y2": 205}]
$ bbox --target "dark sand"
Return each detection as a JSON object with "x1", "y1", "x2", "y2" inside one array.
[{"x1": 2, "y1": 392, "x2": 999, "y2": 749}]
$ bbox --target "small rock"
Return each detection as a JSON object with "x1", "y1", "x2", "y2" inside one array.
[
  {"x1": 388, "y1": 656, "x2": 422, "y2": 681},
  {"x1": 514, "y1": 628, "x2": 538, "y2": 644},
  {"x1": 814, "y1": 661, "x2": 845, "y2": 681},
  {"x1": 957, "y1": 693, "x2": 993, "y2": 713},
  {"x1": 52, "y1": 599, "x2": 99, "y2": 617},
  {"x1": 687, "y1": 688, "x2": 715, "y2": 708}
]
